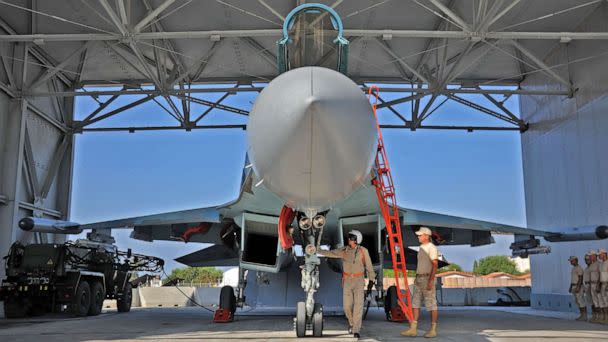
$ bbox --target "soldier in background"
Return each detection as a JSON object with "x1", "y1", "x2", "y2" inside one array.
[
  {"x1": 568, "y1": 256, "x2": 586, "y2": 321},
  {"x1": 588, "y1": 250, "x2": 601, "y2": 323},
  {"x1": 598, "y1": 249, "x2": 608, "y2": 324},
  {"x1": 583, "y1": 253, "x2": 593, "y2": 321}
]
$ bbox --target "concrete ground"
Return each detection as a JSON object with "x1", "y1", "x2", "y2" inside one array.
[{"x1": 0, "y1": 306, "x2": 606, "y2": 342}]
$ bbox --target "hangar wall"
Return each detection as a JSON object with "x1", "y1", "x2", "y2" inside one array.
[
  {"x1": 0, "y1": 42, "x2": 74, "y2": 279},
  {"x1": 519, "y1": 6, "x2": 608, "y2": 312}
]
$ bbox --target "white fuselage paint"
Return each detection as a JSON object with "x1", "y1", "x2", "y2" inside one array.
[{"x1": 247, "y1": 67, "x2": 378, "y2": 215}]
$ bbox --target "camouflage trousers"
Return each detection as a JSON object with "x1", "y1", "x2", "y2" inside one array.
[
  {"x1": 571, "y1": 286, "x2": 585, "y2": 308},
  {"x1": 589, "y1": 283, "x2": 606, "y2": 308},
  {"x1": 412, "y1": 275, "x2": 437, "y2": 311}
]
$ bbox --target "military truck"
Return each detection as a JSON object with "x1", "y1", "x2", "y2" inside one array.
[{"x1": 1, "y1": 234, "x2": 163, "y2": 318}]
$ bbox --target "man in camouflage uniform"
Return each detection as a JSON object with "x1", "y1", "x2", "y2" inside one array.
[
  {"x1": 401, "y1": 227, "x2": 439, "y2": 338},
  {"x1": 588, "y1": 250, "x2": 602, "y2": 323},
  {"x1": 568, "y1": 256, "x2": 585, "y2": 321},
  {"x1": 318, "y1": 229, "x2": 376, "y2": 339},
  {"x1": 583, "y1": 253, "x2": 593, "y2": 321},
  {"x1": 598, "y1": 249, "x2": 608, "y2": 324}
]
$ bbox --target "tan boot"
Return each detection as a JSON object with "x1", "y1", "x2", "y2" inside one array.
[
  {"x1": 424, "y1": 323, "x2": 437, "y2": 338},
  {"x1": 400, "y1": 321, "x2": 418, "y2": 337},
  {"x1": 575, "y1": 308, "x2": 587, "y2": 321}
]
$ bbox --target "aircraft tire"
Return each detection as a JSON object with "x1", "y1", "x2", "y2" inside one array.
[
  {"x1": 219, "y1": 285, "x2": 236, "y2": 314},
  {"x1": 295, "y1": 301, "x2": 306, "y2": 337},
  {"x1": 312, "y1": 303, "x2": 323, "y2": 337},
  {"x1": 384, "y1": 285, "x2": 398, "y2": 320}
]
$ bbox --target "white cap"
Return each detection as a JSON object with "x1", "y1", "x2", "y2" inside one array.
[
  {"x1": 587, "y1": 250, "x2": 598, "y2": 255},
  {"x1": 568, "y1": 256, "x2": 578, "y2": 261},
  {"x1": 415, "y1": 227, "x2": 432, "y2": 236},
  {"x1": 598, "y1": 248, "x2": 607, "y2": 254}
]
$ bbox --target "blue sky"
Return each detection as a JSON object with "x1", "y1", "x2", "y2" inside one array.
[{"x1": 70, "y1": 87, "x2": 525, "y2": 273}]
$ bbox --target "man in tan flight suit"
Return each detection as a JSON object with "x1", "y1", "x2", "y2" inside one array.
[
  {"x1": 598, "y1": 248, "x2": 608, "y2": 324},
  {"x1": 401, "y1": 227, "x2": 439, "y2": 338},
  {"x1": 318, "y1": 229, "x2": 376, "y2": 339},
  {"x1": 588, "y1": 250, "x2": 602, "y2": 323},
  {"x1": 583, "y1": 253, "x2": 593, "y2": 321},
  {"x1": 568, "y1": 256, "x2": 586, "y2": 321}
]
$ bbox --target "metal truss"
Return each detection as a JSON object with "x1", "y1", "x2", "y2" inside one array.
[{"x1": 0, "y1": 0, "x2": 606, "y2": 134}]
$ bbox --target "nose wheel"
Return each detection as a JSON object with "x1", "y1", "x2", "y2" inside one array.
[{"x1": 295, "y1": 301, "x2": 323, "y2": 337}]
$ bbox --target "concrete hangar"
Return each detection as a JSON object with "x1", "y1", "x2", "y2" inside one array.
[{"x1": 0, "y1": 0, "x2": 607, "y2": 318}]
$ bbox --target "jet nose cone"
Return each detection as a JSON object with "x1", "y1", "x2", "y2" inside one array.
[{"x1": 247, "y1": 67, "x2": 378, "y2": 213}]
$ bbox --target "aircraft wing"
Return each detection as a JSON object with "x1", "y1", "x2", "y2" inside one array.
[
  {"x1": 80, "y1": 207, "x2": 221, "y2": 230},
  {"x1": 398, "y1": 206, "x2": 607, "y2": 248},
  {"x1": 73, "y1": 157, "x2": 254, "y2": 245},
  {"x1": 399, "y1": 207, "x2": 548, "y2": 236}
]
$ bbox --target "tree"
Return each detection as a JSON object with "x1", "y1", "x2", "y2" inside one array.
[
  {"x1": 438, "y1": 263, "x2": 463, "y2": 273},
  {"x1": 163, "y1": 266, "x2": 223, "y2": 285},
  {"x1": 473, "y1": 256, "x2": 518, "y2": 275}
]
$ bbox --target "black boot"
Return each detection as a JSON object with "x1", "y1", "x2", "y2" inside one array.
[{"x1": 354, "y1": 332, "x2": 360, "y2": 339}]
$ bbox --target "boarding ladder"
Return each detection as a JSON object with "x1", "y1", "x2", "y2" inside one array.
[{"x1": 368, "y1": 86, "x2": 414, "y2": 322}]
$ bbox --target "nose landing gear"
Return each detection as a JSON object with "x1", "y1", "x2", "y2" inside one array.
[{"x1": 294, "y1": 212, "x2": 326, "y2": 337}]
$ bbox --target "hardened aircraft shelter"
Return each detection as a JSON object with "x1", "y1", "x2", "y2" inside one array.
[{"x1": 0, "y1": 0, "x2": 607, "y2": 313}]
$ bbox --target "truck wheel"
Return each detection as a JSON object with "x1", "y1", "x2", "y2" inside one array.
[
  {"x1": 219, "y1": 285, "x2": 236, "y2": 314},
  {"x1": 88, "y1": 281, "x2": 105, "y2": 316},
  {"x1": 71, "y1": 281, "x2": 91, "y2": 317},
  {"x1": 4, "y1": 297, "x2": 28, "y2": 318},
  {"x1": 30, "y1": 298, "x2": 48, "y2": 316},
  {"x1": 117, "y1": 282, "x2": 133, "y2": 312}
]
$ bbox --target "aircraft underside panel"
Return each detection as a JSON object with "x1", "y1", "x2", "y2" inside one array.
[
  {"x1": 239, "y1": 213, "x2": 292, "y2": 273},
  {"x1": 243, "y1": 257, "x2": 344, "y2": 313}
]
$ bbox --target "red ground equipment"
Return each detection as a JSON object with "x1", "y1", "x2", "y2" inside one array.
[{"x1": 368, "y1": 86, "x2": 414, "y2": 322}]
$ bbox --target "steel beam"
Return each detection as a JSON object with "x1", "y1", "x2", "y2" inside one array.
[
  {"x1": 28, "y1": 42, "x2": 90, "y2": 90},
  {"x1": 18, "y1": 201, "x2": 62, "y2": 218},
  {"x1": 375, "y1": 38, "x2": 430, "y2": 84},
  {"x1": 428, "y1": 0, "x2": 471, "y2": 31},
  {"x1": 381, "y1": 124, "x2": 522, "y2": 131},
  {"x1": 39, "y1": 134, "x2": 70, "y2": 200},
  {"x1": 240, "y1": 37, "x2": 277, "y2": 69},
  {"x1": 481, "y1": 0, "x2": 521, "y2": 31},
  {"x1": 24, "y1": 86, "x2": 571, "y2": 98},
  {"x1": 22, "y1": 125, "x2": 41, "y2": 200},
  {"x1": 177, "y1": 95, "x2": 249, "y2": 116},
  {"x1": 77, "y1": 94, "x2": 155, "y2": 127},
  {"x1": 81, "y1": 124, "x2": 247, "y2": 132},
  {"x1": 134, "y1": 0, "x2": 177, "y2": 32},
  {"x1": 257, "y1": 0, "x2": 285, "y2": 21},
  {"x1": 3, "y1": 30, "x2": 608, "y2": 42},
  {"x1": 447, "y1": 94, "x2": 521, "y2": 126},
  {"x1": 509, "y1": 39, "x2": 571, "y2": 89}
]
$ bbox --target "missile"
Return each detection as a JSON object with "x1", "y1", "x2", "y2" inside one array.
[
  {"x1": 247, "y1": 67, "x2": 378, "y2": 215},
  {"x1": 18, "y1": 217, "x2": 83, "y2": 234},
  {"x1": 543, "y1": 225, "x2": 608, "y2": 242}
]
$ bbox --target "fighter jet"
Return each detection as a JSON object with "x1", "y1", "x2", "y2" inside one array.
[{"x1": 18, "y1": 2, "x2": 608, "y2": 337}]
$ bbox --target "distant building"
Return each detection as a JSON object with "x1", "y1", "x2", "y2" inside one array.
[
  {"x1": 220, "y1": 267, "x2": 239, "y2": 287},
  {"x1": 510, "y1": 257, "x2": 531, "y2": 273},
  {"x1": 436, "y1": 271, "x2": 475, "y2": 279}
]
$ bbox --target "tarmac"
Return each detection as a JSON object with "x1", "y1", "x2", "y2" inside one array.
[{"x1": 0, "y1": 306, "x2": 607, "y2": 342}]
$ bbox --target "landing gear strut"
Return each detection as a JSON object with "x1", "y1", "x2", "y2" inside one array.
[{"x1": 294, "y1": 213, "x2": 326, "y2": 337}]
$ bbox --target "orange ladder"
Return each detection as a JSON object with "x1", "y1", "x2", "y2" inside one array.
[{"x1": 368, "y1": 86, "x2": 414, "y2": 322}]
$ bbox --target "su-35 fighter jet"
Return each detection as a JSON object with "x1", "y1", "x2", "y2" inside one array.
[{"x1": 19, "y1": 3, "x2": 607, "y2": 338}]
